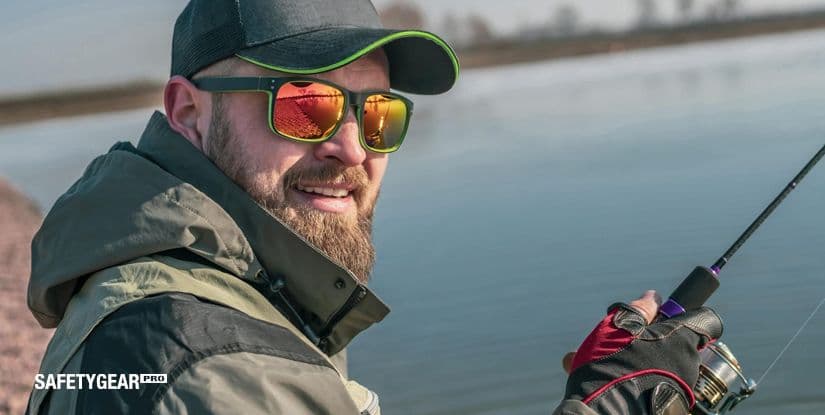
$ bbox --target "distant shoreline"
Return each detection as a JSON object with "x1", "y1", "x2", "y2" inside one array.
[
  {"x1": 0, "y1": 81, "x2": 161, "y2": 127},
  {"x1": 459, "y1": 10, "x2": 825, "y2": 68},
  {"x1": 3, "y1": 11, "x2": 825, "y2": 127}
]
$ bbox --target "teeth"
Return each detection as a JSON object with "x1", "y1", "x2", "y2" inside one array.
[{"x1": 296, "y1": 184, "x2": 349, "y2": 198}]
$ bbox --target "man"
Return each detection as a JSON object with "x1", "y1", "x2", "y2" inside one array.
[{"x1": 26, "y1": 1, "x2": 722, "y2": 414}]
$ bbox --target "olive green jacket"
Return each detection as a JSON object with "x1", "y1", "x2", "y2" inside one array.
[{"x1": 27, "y1": 112, "x2": 388, "y2": 414}]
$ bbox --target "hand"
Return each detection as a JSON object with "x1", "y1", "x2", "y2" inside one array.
[
  {"x1": 563, "y1": 290, "x2": 723, "y2": 415},
  {"x1": 562, "y1": 291, "x2": 662, "y2": 374}
]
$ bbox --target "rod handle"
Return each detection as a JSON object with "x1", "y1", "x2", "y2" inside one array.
[{"x1": 659, "y1": 266, "x2": 720, "y2": 318}]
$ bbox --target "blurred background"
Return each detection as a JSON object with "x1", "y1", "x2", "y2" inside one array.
[{"x1": 2, "y1": 1, "x2": 825, "y2": 414}]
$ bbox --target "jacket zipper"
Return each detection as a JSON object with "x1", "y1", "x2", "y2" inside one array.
[{"x1": 318, "y1": 285, "x2": 368, "y2": 351}]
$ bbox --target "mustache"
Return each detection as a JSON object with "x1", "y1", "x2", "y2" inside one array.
[{"x1": 281, "y1": 162, "x2": 370, "y2": 198}]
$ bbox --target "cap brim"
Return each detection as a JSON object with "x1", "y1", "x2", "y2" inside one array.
[{"x1": 235, "y1": 28, "x2": 459, "y2": 95}]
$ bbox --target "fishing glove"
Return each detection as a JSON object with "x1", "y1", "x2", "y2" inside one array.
[{"x1": 563, "y1": 303, "x2": 723, "y2": 415}]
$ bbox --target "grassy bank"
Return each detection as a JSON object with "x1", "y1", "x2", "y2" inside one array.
[{"x1": 0, "y1": 178, "x2": 47, "y2": 415}]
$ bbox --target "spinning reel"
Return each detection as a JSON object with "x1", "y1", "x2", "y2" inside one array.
[{"x1": 693, "y1": 342, "x2": 756, "y2": 414}]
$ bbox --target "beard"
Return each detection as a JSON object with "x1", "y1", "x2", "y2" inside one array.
[{"x1": 204, "y1": 96, "x2": 376, "y2": 283}]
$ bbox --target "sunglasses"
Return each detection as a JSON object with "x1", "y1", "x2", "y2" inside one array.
[{"x1": 192, "y1": 77, "x2": 414, "y2": 153}]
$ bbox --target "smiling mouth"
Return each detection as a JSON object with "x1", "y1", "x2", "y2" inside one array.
[{"x1": 294, "y1": 183, "x2": 352, "y2": 198}]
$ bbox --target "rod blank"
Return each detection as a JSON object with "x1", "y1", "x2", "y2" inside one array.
[{"x1": 711, "y1": 143, "x2": 825, "y2": 274}]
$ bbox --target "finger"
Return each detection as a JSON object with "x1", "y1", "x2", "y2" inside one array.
[
  {"x1": 562, "y1": 351, "x2": 576, "y2": 374},
  {"x1": 666, "y1": 307, "x2": 724, "y2": 346},
  {"x1": 628, "y1": 290, "x2": 662, "y2": 324}
]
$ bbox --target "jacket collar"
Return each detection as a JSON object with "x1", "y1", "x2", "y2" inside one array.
[{"x1": 136, "y1": 111, "x2": 389, "y2": 354}]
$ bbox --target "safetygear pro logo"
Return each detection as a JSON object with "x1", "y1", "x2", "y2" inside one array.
[{"x1": 34, "y1": 373, "x2": 168, "y2": 390}]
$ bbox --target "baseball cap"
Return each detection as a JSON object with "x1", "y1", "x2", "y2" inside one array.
[{"x1": 171, "y1": 0, "x2": 460, "y2": 95}]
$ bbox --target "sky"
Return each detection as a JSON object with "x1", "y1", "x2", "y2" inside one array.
[{"x1": 3, "y1": 0, "x2": 825, "y2": 97}]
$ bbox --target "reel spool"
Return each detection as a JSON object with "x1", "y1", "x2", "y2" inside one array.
[{"x1": 692, "y1": 342, "x2": 756, "y2": 414}]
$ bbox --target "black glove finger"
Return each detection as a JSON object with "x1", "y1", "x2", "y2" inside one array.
[
  {"x1": 646, "y1": 306, "x2": 723, "y2": 348},
  {"x1": 608, "y1": 302, "x2": 649, "y2": 336}
]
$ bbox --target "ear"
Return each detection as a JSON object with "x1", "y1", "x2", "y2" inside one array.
[{"x1": 164, "y1": 76, "x2": 210, "y2": 151}]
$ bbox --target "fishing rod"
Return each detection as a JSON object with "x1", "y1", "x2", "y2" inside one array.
[{"x1": 657, "y1": 143, "x2": 825, "y2": 414}]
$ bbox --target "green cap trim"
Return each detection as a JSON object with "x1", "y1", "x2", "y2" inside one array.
[{"x1": 235, "y1": 30, "x2": 460, "y2": 91}]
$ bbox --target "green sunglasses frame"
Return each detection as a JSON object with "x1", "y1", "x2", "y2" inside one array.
[{"x1": 191, "y1": 76, "x2": 414, "y2": 153}]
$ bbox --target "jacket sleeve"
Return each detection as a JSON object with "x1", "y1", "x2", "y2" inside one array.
[
  {"x1": 154, "y1": 351, "x2": 362, "y2": 415},
  {"x1": 552, "y1": 399, "x2": 600, "y2": 415}
]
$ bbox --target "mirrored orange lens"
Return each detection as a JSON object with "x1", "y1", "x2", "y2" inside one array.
[
  {"x1": 362, "y1": 94, "x2": 408, "y2": 151},
  {"x1": 274, "y1": 81, "x2": 344, "y2": 140}
]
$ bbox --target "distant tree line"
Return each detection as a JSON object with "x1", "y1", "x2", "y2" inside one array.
[
  {"x1": 377, "y1": 0, "x2": 783, "y2": 50},
  {"x1": 378, "y1": 1, "x2": 493, "y2": 48},
  {"x1": 638, "y1": 0, "x2": 742, "y2": 27}
]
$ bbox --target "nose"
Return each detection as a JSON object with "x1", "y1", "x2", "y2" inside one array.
[{"x1": 313, "y1": 107, "x2": 366, "y2": 166}]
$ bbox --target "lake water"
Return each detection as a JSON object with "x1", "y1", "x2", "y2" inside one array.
[{"x1": 2, "y1": 30, "x2": 825, "y2": 414}]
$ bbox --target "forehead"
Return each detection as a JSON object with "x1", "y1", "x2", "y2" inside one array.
[{"x1": 235, "y1": 49, "x2": 390, "y2": 91}]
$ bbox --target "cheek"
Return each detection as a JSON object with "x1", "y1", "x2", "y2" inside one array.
[
  {"x1": 364, "y1": 155, "x2": 388, "y2": 189},
  {"x1": 228, "y1": 99, "x2": 308, "y2": 180},
  {"x1": 243, "y1": 140, "x2": 307, "y2": 186}
]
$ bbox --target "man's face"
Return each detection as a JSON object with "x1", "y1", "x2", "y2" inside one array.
[{"x1": 200, "y1": 50, "x2": 391, "y2": 283}]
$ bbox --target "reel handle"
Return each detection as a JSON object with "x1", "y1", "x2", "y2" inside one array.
[{"x1": 659, "y1": 266, "x2": 720, "y2": 318}]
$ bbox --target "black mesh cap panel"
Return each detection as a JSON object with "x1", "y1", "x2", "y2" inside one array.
[{"x1": 171, "y1": 0, "x2": 246, "y2": 78}]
